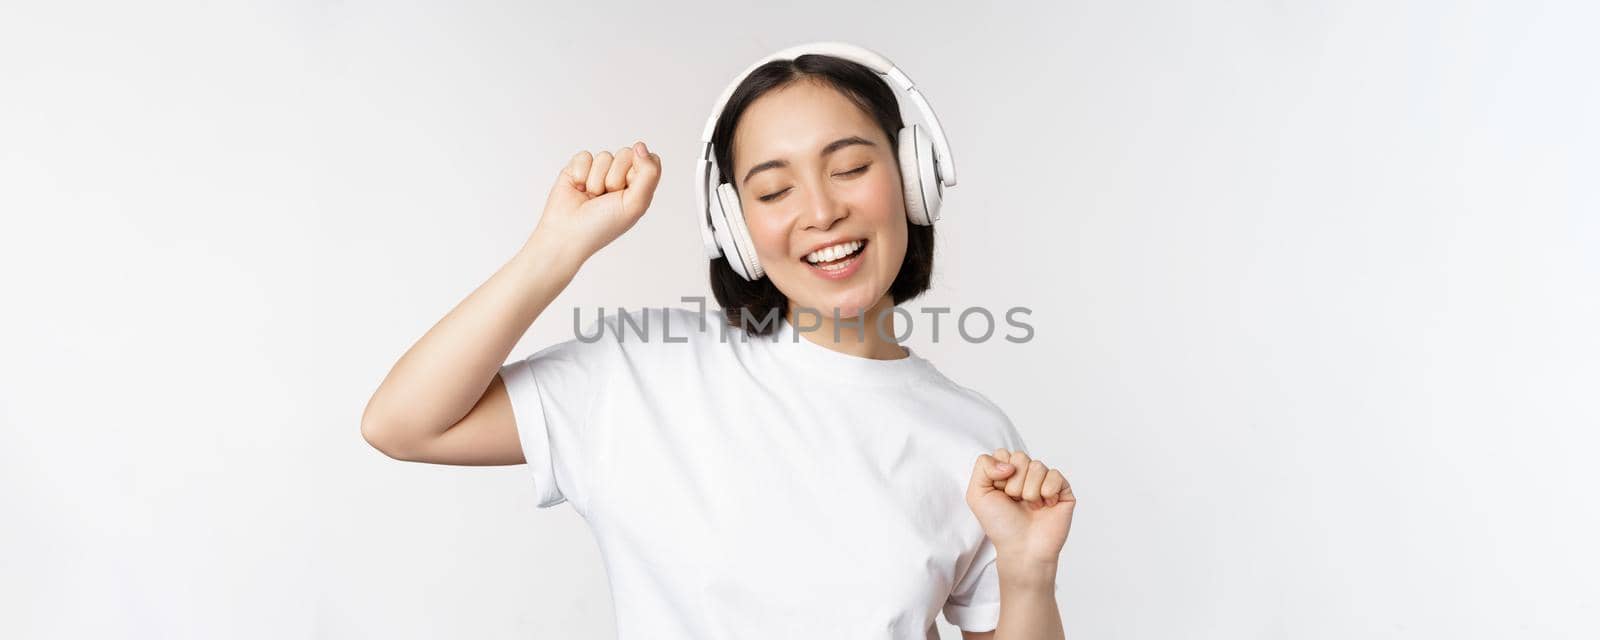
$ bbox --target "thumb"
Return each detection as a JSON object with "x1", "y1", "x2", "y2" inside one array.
[
  {"x1": 620, "y1": 142, "x2": 661, "y2": 219},
  {"x1": 547, "y1": 163, "x2": 588, "y2": 209},
  {"x1": 966, "y1": 454, "x2": 1017, "y2": 502}
]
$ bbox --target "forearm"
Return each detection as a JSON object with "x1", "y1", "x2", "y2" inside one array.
[
  {"x1": 361, "y1": 232, "x2": 585, "y2": 442},
  {"x1": 992, "y1": 555, "x2": 1065, "y2": 640}
]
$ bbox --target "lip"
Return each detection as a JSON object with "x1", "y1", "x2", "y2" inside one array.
[
  {"x1": 798, "y1": 237, "x2": 867, "y2": 260},
  {"x1": 804, "y1": 243, "x2": 867, "y2": 281}
]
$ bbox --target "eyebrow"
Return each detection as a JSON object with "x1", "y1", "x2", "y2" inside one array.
[{"x1": 741, "y1": 136, "x2": 876, "y2": 186}]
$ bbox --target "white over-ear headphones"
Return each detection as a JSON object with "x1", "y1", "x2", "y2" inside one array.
[{"x1": 693, "y1": 41, "x2": 958, "y2": 281}]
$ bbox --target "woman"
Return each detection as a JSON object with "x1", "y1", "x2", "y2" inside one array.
[{"x1": 361, "y1": 43, "x2": 1076, "y2": 640}]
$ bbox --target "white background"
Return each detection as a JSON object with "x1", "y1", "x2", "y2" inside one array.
[{"x1": 3, "y1": 1, "x2": 1597, "y2": 638}]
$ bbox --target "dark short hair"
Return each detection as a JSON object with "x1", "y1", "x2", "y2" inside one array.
[{"x1": 707, "y1": 54, "x2": 935, "y2": 335}]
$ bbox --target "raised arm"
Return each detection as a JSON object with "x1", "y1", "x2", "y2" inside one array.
[
  {"x1": 964, "y1": 448, "x2": 1077, "y2": 639},
  {"x1": 359, "y1": 142, "x2": 662, "y2": 465}
]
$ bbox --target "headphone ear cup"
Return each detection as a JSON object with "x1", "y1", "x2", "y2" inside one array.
[
  {"x1": 715, "y1": 183, "x2": 765, "y2": 280},
  {"x1": 700, "y1": 206, "x2": 723, "y2": 260},
  {"x1": 705, "y1": 182, "x2": 743, "y2": 278},
  {"x1": 898, "y1": 125, "x2": 942, "y2": 225}
]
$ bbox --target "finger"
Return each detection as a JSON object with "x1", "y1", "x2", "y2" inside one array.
[
  {"x1": 1003, "y1": 451, "x2": 1031, "y2": 499},
  {"x1": 966, "y1": 454, "x2": 1017, "y2": 500},
  {"x1": 1042, "y1": 468, "x2": 1065, "y2": 507},
  {"x1": 628, "y1": 142, "x2": 659, "y2": 178},
  {"x1": 586, "y1": 150, "x2": 614, "y2": 194},
  {"x1": 1022, "y1": 460, "x2": 1049, "y2": 507},
  {"x1": 605, "y1": 146, "x2": 635, "y2": 192},
  {"x1": 621, "y1": 144, "x2": 662, "y2": 218},
  {"x1": 566, "y1": 151, "x2": 593, "y2": 191},
  {"x1": 981, "y1": 454, "x2": 1018, "y2": 484},
  {"x1": 992, "y1": 448, "x2": 1011, "y2": 491}
]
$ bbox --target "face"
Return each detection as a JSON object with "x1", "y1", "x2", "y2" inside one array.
[{"x1": 730, "y1": 79, "x2": 908, "y2": 320}]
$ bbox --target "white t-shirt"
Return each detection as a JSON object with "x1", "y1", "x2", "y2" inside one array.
[{"x1": 498, "y1": 306, "x2": 1028, "y2": 638}]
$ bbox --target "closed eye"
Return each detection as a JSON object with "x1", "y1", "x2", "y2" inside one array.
[{"x1": 756, "y1": 164, "x2": 870, "y2": 203}]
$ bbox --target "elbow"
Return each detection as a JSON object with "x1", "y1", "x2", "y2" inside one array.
[{"x1": 360, "y1": 414, "x2": 414, "y2": 461}]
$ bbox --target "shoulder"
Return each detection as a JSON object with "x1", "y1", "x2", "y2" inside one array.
[
  {"x1": 912, "y1": 366, "x2": 1027, "y2": 451},
  {"x1": 575, "y1": 305, "x2": 733, "y2": 357}
]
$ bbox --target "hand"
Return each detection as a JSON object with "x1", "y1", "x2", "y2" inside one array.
[
  {"x1": 966, "y1": 448, "x2": 1076, "y2": 564},
  {"x1": 531, "y1": 141, "x2": 663, "y2": 262}
]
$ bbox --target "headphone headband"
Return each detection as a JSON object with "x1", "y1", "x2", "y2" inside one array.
[{"x1": 696, "y1": 41, "x2": 955, "y2": 185}]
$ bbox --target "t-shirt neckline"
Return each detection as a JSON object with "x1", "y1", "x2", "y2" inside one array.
[{"x1": 764, "y1": 314, "x2": 940, "y2": 387}]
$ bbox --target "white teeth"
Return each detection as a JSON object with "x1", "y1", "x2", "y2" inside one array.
[{"x1": 804, "y1": 240, "x2": 863, "y2": 264}]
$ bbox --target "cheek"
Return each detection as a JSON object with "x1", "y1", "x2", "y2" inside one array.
[
  {"x1": 855, "y1": 171, "x2": 906, "y2": 227},
  {"x1": 854, "y1": 174, "x2": 908, "y2": 240},
  {"x1": 745, "y1": 209, "x2": 790, "y2": 261}
]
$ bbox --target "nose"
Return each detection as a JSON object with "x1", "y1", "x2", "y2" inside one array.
[{"x1": 803, "y1": 183, "x2": 848, "y2": 231}]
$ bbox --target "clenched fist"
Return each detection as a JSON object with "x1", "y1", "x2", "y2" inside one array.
[
  {"x1": 532, "y1": 141, "x2": 663, "y2": 262},
  {"x1": 967, "y1": 448, "x2": 1076, "y2": 564}
]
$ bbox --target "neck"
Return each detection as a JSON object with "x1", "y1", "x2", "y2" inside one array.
[{"x1": 786, "y1": 295, "x2": 909, "y2": 360}]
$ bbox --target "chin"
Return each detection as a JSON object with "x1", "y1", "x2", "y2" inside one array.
[{"x1": 796, "y1": 289, "x2": 881, "y2": 322}]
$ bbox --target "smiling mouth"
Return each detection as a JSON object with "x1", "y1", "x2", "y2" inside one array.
[{"x1": 802, "y1": 239, "x2": 867, "y2": 267}]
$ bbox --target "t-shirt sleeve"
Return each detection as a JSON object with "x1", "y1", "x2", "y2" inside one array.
[
  {"x1": 497, "y1": 312, "x2": 619, "y2": 512},
  {"x1": 943, "y1": 535, "x2": 1003, "y2": 631},
  {"x1": 944, "y1": 402, "x2": 1034, "y2": 632}
]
